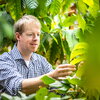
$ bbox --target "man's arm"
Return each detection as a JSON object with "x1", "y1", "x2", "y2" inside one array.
[{"x1": 21, "y1": 64, "x2": 76, "y2": 95}]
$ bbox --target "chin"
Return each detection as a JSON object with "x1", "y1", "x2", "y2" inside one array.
[{"x1": 31, "y1": 49, "x2": 37, "y2": 52}]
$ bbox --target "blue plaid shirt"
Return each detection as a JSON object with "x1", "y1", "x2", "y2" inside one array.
[{"x1": 0, "y1": 44, "x2": 53, "y2": 95}]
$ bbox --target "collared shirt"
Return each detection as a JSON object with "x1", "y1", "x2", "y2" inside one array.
[{"x1": 0, "y1": 44, "x2": 53, "y2": 96}]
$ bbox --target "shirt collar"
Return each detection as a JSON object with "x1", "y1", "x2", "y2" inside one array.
[
  {"x1": 10, "y1": 44, "x2": 23, "y2": 60},
  {"x1": 10, "y1": 44, "x2": 38, "y2": 61},
  {"x1": 31, "y1": 53, "x2": 38, "y2": 61}
]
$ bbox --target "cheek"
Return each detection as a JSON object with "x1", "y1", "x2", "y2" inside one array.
[
  {"x1": 25, "y1": 38, "x2": 32, "y2": 43},
  {"x1": 21, "y1": 39, "x2": 31, "y2": 47},
  {"x1": 38, "y1": 38, "x2": 40, "y2": 42}
]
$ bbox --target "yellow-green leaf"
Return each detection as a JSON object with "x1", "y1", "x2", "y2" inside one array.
[
  {"x1": 72, "y1": 42, "x2": 88, "y2": 51},
  {"x1": 70, "y1": 56, "x2": 86, "y2": 65},
  {"x1": 82, "y1": 0, "x2": 94, "y2": 8},
  {"x1": 70, "y1": 49, "x2": 87, "y2": 60},
  {"x1": 77, "y1": 14, "x2": 86, "y2": 31}
]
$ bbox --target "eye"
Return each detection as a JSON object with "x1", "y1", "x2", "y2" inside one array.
[
  {"x1": 27, "y1": 33, "x2": 33, "y2": 36},
  {"x1": 37, "y1": 33, "x2": 40, "y2": 36}
]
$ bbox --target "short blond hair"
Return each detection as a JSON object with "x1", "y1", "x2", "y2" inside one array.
[{"x1": 14, "y1": 15, "x2": 41, "y2": 34}]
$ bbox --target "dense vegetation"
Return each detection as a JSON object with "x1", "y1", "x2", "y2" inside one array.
[{"x1": 0, "y1": 0, "x2": 100, "y2": 99}]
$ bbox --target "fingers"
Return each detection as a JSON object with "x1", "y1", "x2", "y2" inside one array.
[
  {"x1": 57, "y1": 67, "x2": 76, "y2": 73},
  {"x1": 58, "y1": 64, "x2": 76, "y2": 68},
  {"x1": 50, "y1": 64, "x2": 76, "y2": 79},
  {"x1": 57, "y1": 71, "x2": 73, "y2": 78},
  {"x1": 60, "y1": 71, "x2": 73, "y2": 76}
]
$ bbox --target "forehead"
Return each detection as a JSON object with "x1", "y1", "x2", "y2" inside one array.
[{"x1": 23, "y1": 22, "x2": 41, "y2": 33}]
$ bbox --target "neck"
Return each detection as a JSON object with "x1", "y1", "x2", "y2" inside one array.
[
  {"x1": 22, "y1": 52, "x2": 32, "y2": 61},
  {"x1": 17, "y1": 44, "x2": 32, "y2": 61}
]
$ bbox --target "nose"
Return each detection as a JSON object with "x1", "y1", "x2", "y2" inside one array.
[{"x1": 32, "y1": 34, "x2": 39, "y2": 41}]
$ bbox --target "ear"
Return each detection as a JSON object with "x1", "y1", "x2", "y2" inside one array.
[{"x1": 15, "y1": 32, "x2": 21, "y2": 41}]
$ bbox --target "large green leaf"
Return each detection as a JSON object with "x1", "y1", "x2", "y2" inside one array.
[
  {"x1": 70, "y1": 55, "x2": 86, "y2": 65},
  {"x1": 23, "y1": 0, "x2": 38, "y2": 10},
  {"x1": 72, "y1": 42, "x2": 88, "y2": 51},
  {"x1": 70, "y1": 49, "x2": 87, "y2": 60},
  {"x1": 35, "y1": 88, "x2": 48, "y2": 100},
  {"x1": 35, "y1": 0, "x2": 48, "y2": 17},
  {"x1": 77, "y1": 14, "x2": 86, "y2": 32},
  {"x1": 47, "y1": 92, "x2": 61, "y2": 100},
  {"x1": 41, "y1": 75, "x2": 56, "y2": 85},
  {"x1": 49, "y1": 0, "x2": 62, "y2": 16},
  {"x1": 62, "y1": 30, "x2": 71, "y2": 62},
  {"x1": 65, "y1": 30, "x2": 78, "y2": 51},
  {"x1": 70, "y1": 42, "x2": 88, "y2": 64},
  {"x1": 62, "y1": 39, "x2": 71, "y2": 62},
  {"x1": 66, "y1": 76, "x2": 81, "y2": 85}
]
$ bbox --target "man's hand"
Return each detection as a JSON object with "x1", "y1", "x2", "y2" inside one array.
[
  {"x1": 48, "y1": 64, "x2": 76, "y2": 79},
  {"x1": 22, "y1": 64, "x2": 76, "y2": 94}
]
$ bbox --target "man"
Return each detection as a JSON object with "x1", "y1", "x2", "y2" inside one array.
[{"x1": 0, "y1": 15, "x2": 76, "y2": 96}]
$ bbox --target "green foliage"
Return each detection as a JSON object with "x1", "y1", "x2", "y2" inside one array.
[
  {"x1": 79, "y1": 13, "x2": 100, "y2": 100},
  {"x1": 77, "y1": 14, "x2": 86, "y2": 32},
  {"x1": 35, "y1": 88, "x2": 48, "y2": 100},
  {"x1": 49, "y1": 0, "x2": 62, "y2": 16},
  {"x1": 77, "y1": 0, "x2": 87, "y2": 15},
  {"x1": 0, "y1": 13, "x2": 14, "y2": 51},
  {"x1": 1, "y1": 92, "x2": 36, "y2": 100},
  {"x1": 82, "y1": 0, "x2": 94, "y2": 8},
  {"x1": 41, "y1": 75, "x2": 56, "y2": 85},
  {"x1": 46, "y1": 33, "x2": 64, "y2": 65},
  {"x1": 62, "y1": 0, "x2": 74, "y2": 12},
  {"x1": 70, "y1": 42, "x2": 88, "y2": 65},
  {"x1": 23, "y1": 0, "x2": 38, "y2": 10},
  {"x1": 34, "y1": 0, "x2": 48, "y2": 17},
  {"x1": 89, "y1": 0, "x2": 99, "y2": 17},
  {"x1": 6, "y1": 0, "x2": 22, "y2": 21},
  {"x1": 0, "y1": 0, "x2": 99, "y2": 65},
  {"x1": 0, "y1": 0, "x2": 100, "y2": 99},
  {"x1": 62, "y1": 15, "x2": 77, "y2": 27},
  {"x1": 64, "y1": 29, "x2": 78, "y2": 51}
]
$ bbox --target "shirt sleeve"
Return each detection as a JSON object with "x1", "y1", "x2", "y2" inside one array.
[
  {"x1": 0, "y1": 60, "x2": 24, "y2": 96},
  {"x1": 40, "y1": 56, "x2": 54, "y2": 74}
]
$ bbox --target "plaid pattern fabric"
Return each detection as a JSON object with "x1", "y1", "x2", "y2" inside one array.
[{"x1": 0, "y1": 44, "x2": 53, "y2": 95}]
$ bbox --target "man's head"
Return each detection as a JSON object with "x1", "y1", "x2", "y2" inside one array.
[
  {"x1": 14, "y1": 15, "x2": 41, "y2": 53},
  {"x1": 14, "y1": 15, "x2": 41, "y2": 34}
]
